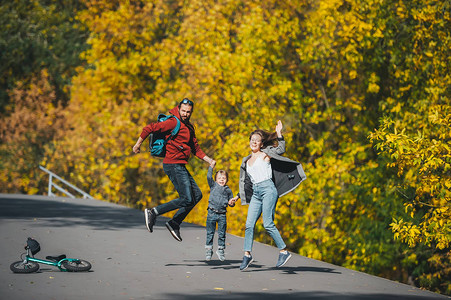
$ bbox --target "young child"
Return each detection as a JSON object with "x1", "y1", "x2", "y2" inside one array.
[{"x1": 205, "y1": 163, "x2": 238, "y2": 261}]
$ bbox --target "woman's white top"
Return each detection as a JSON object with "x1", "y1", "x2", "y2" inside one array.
[{"x1": 247, "y1": 155, "x2": 272, "y2": 184}]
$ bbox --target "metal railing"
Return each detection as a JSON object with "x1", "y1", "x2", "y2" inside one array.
[{"x1": 39, "y1": 165, "x2": 94, "y2": 199}]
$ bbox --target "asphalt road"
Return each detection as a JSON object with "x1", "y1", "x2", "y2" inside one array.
[{"x1": 0, "y1": 194, "x2": 447, "y2": 300}]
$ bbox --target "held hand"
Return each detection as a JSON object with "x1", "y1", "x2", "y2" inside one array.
[
  {"x1": 229, "y1": 196, "x2": 239, "y2": 205},
  {"x1": 210, "y1": 159, "x2": 216, "y2": 169},
  {"x1": 275, "y1": 120, "x2": 283, "y2": 136}
]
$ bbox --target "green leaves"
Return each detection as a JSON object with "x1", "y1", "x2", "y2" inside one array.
[{"x1": 0, "y1": 0, "x2": 88, "y2": 111}]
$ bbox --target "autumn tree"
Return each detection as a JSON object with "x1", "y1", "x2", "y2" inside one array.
[
  {"x1": 369, "y1": 0, "x2": 450, "y2": 293},
  {"x1": 0, "y1": 0, "x2": 88, "y2": 112},
  {"x1": 0, "y1": 70, "x2": 66, "y2": 193}
]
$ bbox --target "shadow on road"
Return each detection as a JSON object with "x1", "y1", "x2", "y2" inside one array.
[
  {"x1": 165, "y1": 259, "x2": 341, "y2": 274},
  {"x1": 0, "y1": 196, "x2": 143, "y2": 230},
  {"x1": 160, "y1": 291, "x2": 434, "y2": 300},
  {"x1": 0, "y1": 196, "x2": 205, "y2": 231}
]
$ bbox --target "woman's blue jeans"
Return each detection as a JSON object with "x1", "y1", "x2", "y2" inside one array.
[
  {"x1": 243, "y1": 179, "x2": 286, "y2": 252},
  {"x1": 154, "y1": 163, "x2": 203, "y2": 225},
  {"x1": 205, "y1": 210, "x2": 227, "y2": 249}
]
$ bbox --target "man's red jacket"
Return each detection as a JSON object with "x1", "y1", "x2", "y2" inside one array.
[{"x1": 139, "y1": 106, "x2": 206, "y2": 164}]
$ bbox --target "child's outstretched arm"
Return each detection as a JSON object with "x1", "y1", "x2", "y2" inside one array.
[{"x1": 207, "y1": 165, "x2": 215, "y2": 188}]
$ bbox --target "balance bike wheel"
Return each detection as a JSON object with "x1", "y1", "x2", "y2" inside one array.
[{"x1": 10, "y1": 261, "x2": 39, "y2": 273}]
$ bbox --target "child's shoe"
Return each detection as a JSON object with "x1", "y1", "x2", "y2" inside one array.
[
  {"x1": 205, "y1": 248, "x2": 213, "y2": 261},
  {"x1": 216, "y1": 248, "x2": 225, "y2": 261}
]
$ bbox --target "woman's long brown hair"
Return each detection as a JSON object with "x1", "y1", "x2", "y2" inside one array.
[{"x1": 249, "y1": 129, "x2": 278, "y2": 149}]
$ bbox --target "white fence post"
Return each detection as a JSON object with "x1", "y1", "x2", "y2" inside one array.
[{"x1": 39, "y1": 165, "x2": 94, "y2": 199}]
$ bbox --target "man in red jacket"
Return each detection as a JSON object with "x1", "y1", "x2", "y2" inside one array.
[{"x1": 132, "y1": 98, "x2": 215, "y2": 242}]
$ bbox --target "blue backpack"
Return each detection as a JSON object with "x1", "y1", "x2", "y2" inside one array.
[{"x1": 149, "y1": 114, "x2": 181, "y2": 157}]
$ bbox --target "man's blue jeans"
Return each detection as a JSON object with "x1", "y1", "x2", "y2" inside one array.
[
  {"x1": 154, "y1": 163, "x2": 203, "y2": 225},
  {"x1": 205, "y1": 210, "x2": 227, "y2": 249},
  {"x1": 243, "y1": 179, "x2": 286, "y2": 252}
]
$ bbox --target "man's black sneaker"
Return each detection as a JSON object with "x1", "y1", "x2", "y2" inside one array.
[
  {"x1": 144, "y1": 208, "x2": 157, "y2": 233},
  {"x1": 165, "y1": 220, "x2": 182, "y2": 242}
]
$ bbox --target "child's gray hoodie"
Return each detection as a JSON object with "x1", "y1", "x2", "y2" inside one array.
[{"x1": 207, "y1": 167, "x2": 234, "y2": 213}]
